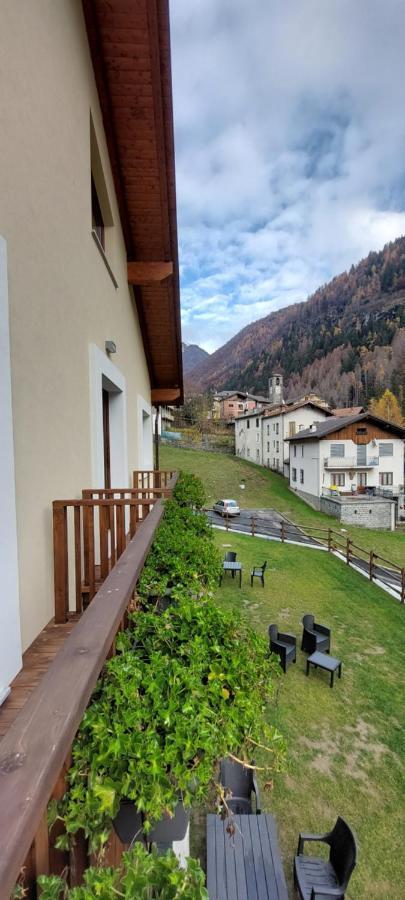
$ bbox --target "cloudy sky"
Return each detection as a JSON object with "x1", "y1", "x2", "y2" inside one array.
[{"x1": 170, "y1": 0, "x2": 405, "y2": 353}]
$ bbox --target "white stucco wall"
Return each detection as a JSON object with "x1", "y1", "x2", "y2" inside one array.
[
  {"x1": 0, "y1": 1, "x2": 152, "y2": 651},
  {"x1": 235, "y1": 413, "x2": 263, "y2": 464}
]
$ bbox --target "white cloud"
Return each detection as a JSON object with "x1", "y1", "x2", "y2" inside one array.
[{"x1": 170, "y1": 0, "x2": 405, "y2": 351}]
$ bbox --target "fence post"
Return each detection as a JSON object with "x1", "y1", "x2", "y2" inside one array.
[
  {"x1": 225, "y1": 512, "x2": 229, "y2": 532},
  {"x1": 281, "y1": 521, "x2": 285, "y2": 543},
  {"x1": 53, "y1": 503, "x2": 68, "y2": 624},
  {"x1": 346, "y1": 538, "x2": 351, "y2": 565},
  {"x1": 328, "y1": 529, "x2": 332, "y2": 552},
  {"x1": 251, "y1": 516, "x2": 256, "y2": 537},
  {"x1": 369, "y1": 551, "x2": 374, "y2": 582},
  {"x1": 401, "y1": 568, "x2": 405, "y2": 604}
]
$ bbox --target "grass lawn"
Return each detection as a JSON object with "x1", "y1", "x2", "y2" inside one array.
[
  {"x1": 161, "y1": 444, "x2": 405, "y2": 566},
  {"x1": 210, "y1": 531, "x2": 405, "y2": 899}
]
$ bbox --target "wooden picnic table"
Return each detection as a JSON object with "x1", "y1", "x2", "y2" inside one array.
[
  {"x1": 219, "y1": 560, "x2": 242, "y2": 587},
  {"x1": 206, "y1": 813, "x2": 288, "y2": 899}
]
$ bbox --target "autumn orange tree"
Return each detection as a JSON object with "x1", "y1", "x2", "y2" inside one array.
[{"x1": 370, "y1": 389, "x2": 404, "y2": 425}]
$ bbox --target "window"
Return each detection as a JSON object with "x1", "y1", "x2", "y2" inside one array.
[
  {"x1": 247, "y1": 448, "x2": 250, "y2": 457},
  {"x1": 356, "y1": 427, "x2": 367, "y2": 435},
  {"x1": 276, "y1": 441, "x2": 279, "y2": 452},
  {"x1": 275, "y1": 423, "x2": 279, "y2": 434},
  {"x1": 256, "y1": 433, "x2": 260, "y2": 443},
  {"x1": 276, "y1": 377, "x2": 280, "y2": 385},
  {"x1": 247, "y1": 420, "x2": 250, "y2": 429},
  {"x1": 300, "y1": 469, "x2": 304, "y2": 484},
  {"x1": 299, "y1": 423, "x2": 305, "y2": 431},
  {"x1": 293, "y1": 445, "x2": 297, "y2": 458},
  {"x1": 380, "y1": 472, "x2": 393, "y2": 485},
  {"x1": 330, "y1": 443, "x2": 345, "y2": 457},
  {"x1": 267, "y1": 442, "x2": 270, "y2": 452},
  {"x1": 273, "y1": 423, "x2": 276, "y2": 431},
  {"x1": 256, "y1": 418, "x2": 260, "y2": 427},
  {"x1": 289, "y1": 421, "x2": 296, "y2": 437},
  {"x1": 357, "y1": 472, "x2": 367, "y2": 486},
  {"x1": 267, "y1": 424, "x2": 270, "y2": 435},
  {"x1": 238, "y1": 403, "x2": 244, "y2": 410},
  {"x1": 292, "y1": 468, "x2": 297, "y2": 482},
  {"x1": 256, "y1": 449, "x2": 260, "y2": 460},
  {"x1": 379, "y1": 443, "x2": 393, "y2": 457},
  {"x1": 273, "y1": 440, "x2": 275, "y2": 448},
  {"x1": 229, "y1": 403, "x2": 234, "y2": 408},
  {"x1": 91, "y1": 176, "x2": 105, "y2": 249},
  {"x1": 301, "y1": 445, "x2": 304, "y2": 458},
  {"x1": 332, "y1": 473, "x2": 345, "y2": 487}
]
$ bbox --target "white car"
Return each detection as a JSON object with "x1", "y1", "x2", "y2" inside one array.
[{"x1": 213, "y1": 499, "x2": 240, "y2": 517}]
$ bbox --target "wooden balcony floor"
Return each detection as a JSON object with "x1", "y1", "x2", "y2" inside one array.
[{"x1": 0, "y1": 616, "x2": 80, "y2": 739}]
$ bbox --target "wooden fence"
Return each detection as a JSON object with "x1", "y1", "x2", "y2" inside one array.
[
  {"x1": 133, "y1": 469, "x2": 176, "y2": 490},
  {"x1": 0, "y1": 475, "x2": 177, "y2": 898},
  {"x1": 208, "y1": 510, "x2": 405, "y2": 602}
]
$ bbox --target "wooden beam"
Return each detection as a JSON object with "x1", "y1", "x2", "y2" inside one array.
[
  {"x1": 151, "y1": 388, "x2": 181, "y2": 404},
  {"x1": 127, "y1": 261, "x2": 173, "y2": 283}
]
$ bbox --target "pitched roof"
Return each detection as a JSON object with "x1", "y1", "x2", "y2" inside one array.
[
  {"x1": 262, "y1": 400, "x2": 333, "y2": 420},
  {"x1": 333, "y1": 406, "x2": 364, "y2": 416},
  {"x1": 286, "y1": 412, "x2": 405, "y2": 441},
  {"x1": 82, "y1": 0, "x2": 183, "y2": 404}
]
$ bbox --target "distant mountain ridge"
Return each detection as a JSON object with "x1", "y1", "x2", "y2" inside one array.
[
  {"x1": 182, "y1": 342, "x2": 210, "y2": 374},
  {"x1": 186, "y1": 236, "x2": 405, "y2": 410}
]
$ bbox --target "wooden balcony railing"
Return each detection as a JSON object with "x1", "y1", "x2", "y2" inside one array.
[
  {"x1": 133, "y1": 469, "x2": 176, "y2": 489},
  {"x1": 53, "y1": 480, "x2": 173, "y2": 625},
  {"x1": 0, "y1": 474, "x2": 177, "y2": 898}
]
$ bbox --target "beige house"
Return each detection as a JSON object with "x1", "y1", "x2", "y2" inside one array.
[{"x1": 0, "y1": 0, "x2": 182, "y2": 697}]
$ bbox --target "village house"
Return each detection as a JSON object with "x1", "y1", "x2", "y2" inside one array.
[
  {"x1": 212, "y1": 390, "x2": 269, "y2": 420},
  {"x1": 0, "y1": 0, "x2": 182, "y2": 701},
  {"x1": 287, "y1": 412, "x2": 405, "y2": 529},
  {"x1": 234, "y1": 374, "x2": 333, "y2": 472}
]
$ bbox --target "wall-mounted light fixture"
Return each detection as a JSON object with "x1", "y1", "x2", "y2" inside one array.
[{"x1": 105, "y1": 340, "x2": 116, "y2": 354}]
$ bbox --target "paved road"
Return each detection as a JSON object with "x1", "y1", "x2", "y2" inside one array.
[{"x1": 206, "y1": 507, "x2": 320, "y2": 547}]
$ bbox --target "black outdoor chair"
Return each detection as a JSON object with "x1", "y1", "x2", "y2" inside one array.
[
  {"x1": 301, "y1": 614, "x2": 331, "y2": 654},
  {"x1": 250, "y1": 561, "x2": 267, "y2": 587},
  {"x1": 219, "y1": 757, "x2": 261, "y2": 814},
  {"x1": 294, "y1": 816, "x2": 357, "y2": 899},
  {"x1": 224, "y1": 551, "x2": 237, "y2": 578},
  {"x1": 268, "y1": 624, "x2": 296, "y2": 673}
]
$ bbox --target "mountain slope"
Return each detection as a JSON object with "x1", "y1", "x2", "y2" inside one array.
[
  {"x1": 186, "y1": 237, "x2": 405, "y2": 409},
  {"x1": 182, "y1": 342, "x2": 210, "y2": 374}
]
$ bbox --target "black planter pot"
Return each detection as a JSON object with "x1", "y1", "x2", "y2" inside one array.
[
  {"x1": 147, "y1": 802, "x2": 190, "y2": 843},
  {"x1": 113, "y1": 800, "x2": 145, "y2": 844}
]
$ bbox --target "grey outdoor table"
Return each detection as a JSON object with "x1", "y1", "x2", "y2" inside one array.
[
  {"x1": 220, "y1": 560, "x2": 242, "y2": 587},
  {"x1": 306, "y1": 650, "x2": 342, "y2": 687},
  {"x1": 206, "y1": 813, "x2": 288, "y2": 899}
]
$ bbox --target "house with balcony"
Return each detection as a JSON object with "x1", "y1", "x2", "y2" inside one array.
[
  {"x1": 261, "y1": 398, "x2": 332, "y2": 474},
  {"x1": 0, "y1": 1, "x2": 183, "y2": 892},
  {"x1": 287, "y1": 412, "x2": 405, "y2": 529},
  {"x1": 235, "y1": 398, "x2": 333, "y2": 471},
  {"x1": 213, "y1": 390, "x2": 269, "y2": 420}
]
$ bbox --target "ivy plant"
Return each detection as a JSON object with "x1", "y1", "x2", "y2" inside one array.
[
  {"x1": 53, "y1": 472, "x2": 285, "y2": 855},
  {"x1": 37, "y1": 845, "x2": 207, "y2": 898}
]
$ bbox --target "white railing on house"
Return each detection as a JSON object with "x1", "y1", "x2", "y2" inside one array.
[{"x1": 324, "y1": 456, "x2": 379, "y2": 468}]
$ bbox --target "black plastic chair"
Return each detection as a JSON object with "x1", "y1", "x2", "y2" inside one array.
[
  {"x1": 219, "y1": 757, "x2": 261, "y2": 814},
  {"x1": 268, "y1": 624, "x2": 296, "y2": 673},
  {"x1": 294, "y1": 816, "x2": 357, "y2": 899},
  {"x1": 301, "y1": 614, "x2": 331, "y2": 654},
  {"x1": 224, "y1": 551, "x2": 237, "y2": 579},
  {"x1": 250, "y1": 561, "x2": 267, "y2": 587}
]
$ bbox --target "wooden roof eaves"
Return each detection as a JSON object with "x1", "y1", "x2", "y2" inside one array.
[{"x1": 82, "y1": 0, "x2": 183, "y2": 402}]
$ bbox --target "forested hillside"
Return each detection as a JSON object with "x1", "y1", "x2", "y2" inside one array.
[{"x1": 186, "y1": 237, "x2": 405, "y2": 410}]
